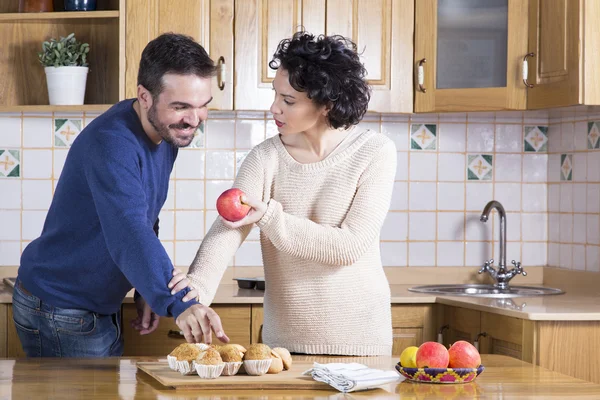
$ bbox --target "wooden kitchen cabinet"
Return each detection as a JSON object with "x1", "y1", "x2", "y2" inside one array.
[
  {"x1": 441, "y1": 305, "x2": 481, "y2": 347},
  {"x1": 6, "y1": 305, "x2": 26, "y2": 358},
  {"x1": 250, "y1": 304, "x2": 435, "y2": 350},
  {"x1": 121, "y1": 303, "x2": 251, "y2": 356},
  {"x1": 391, "y1": 305, "x2": 436, "y2": 351},
  {"x1": 414, "y1": 0, "x2": 528, "y2": 112},
  {"x1": 479, "y1": 311, "x2": 530, "y2": 360},
  {"x1": 124, "y1": 0, "x2": 234, "y2": 109},
  {"x1": 526, "y1": 0, "x2": 600, "y2": 108},
  {"x1": 0, "y1": 0, "x2": 121, "y2": 111},
  {"x1": 234, "y1": 0, "x2": 414, "y2": 113},
  {"x1": 250, "y1": 304, "x2": 264, "y2": 344}
]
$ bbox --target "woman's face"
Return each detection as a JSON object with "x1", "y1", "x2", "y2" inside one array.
[{"x1": 269, "y1": 69, "x2": 328, "y2": 135}]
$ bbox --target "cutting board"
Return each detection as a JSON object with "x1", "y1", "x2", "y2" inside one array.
[{"x1": 137, "y1": 359, "x2": 332, "y2": 390}]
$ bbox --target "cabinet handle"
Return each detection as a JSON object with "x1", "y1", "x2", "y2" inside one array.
[
  {"x1": 522, "y1": 53, "x2": 535, "y2": 88},
  {"x1": 417, "y1": 58, "x2": 427, "y2": 93},
  {"x1": 393, "y1": 333, "x2": 416, "y2": 338},
  {"x1": 217, "y1": 56, "x2": 226, "y2": 91}
]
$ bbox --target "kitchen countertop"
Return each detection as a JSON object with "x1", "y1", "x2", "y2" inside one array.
[
  {"x1": 209, "y1": 283, "x2": 600, "y2": 321},
  {"x1": 3, "y1": 281, "x2": 600, "y2": 321},
  {"x1": 1, "y1": 354, "x2": 599, "y2": 399}
]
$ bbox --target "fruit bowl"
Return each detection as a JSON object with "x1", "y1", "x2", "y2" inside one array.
[{"x1": 395, "y1": 363, "x2": 485, "y2": 384}]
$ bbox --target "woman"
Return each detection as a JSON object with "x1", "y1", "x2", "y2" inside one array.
[{"x1": 171, "y1": 32, "x2": 396, "y2": 356}]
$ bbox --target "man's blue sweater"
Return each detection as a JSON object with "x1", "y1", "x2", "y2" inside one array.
[{"x1": 18, "y1": 99, "x2": 197, "y2": 318}]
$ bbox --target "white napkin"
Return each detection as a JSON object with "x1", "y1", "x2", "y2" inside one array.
[{"x1": 302, "y1": 362, "x2": 403, "y2": 393}]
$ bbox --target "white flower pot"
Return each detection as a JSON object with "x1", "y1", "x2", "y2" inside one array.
[{"x1": 44, "y1": 66, "x2": 89, "y2": 105}]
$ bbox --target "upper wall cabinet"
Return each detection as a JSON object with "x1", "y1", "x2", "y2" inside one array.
[
  {"x1": 0, "y1": 0, "x2": 121, "y2": 111},
  {"x1": 234, "y1": 0, "x2": 414, "y2": 113},
  {"x1": 124, "y1": 0, "x2": 233, "y2": 110},
  {"x1": 526, "y1": 0, "x2": 600, "y2": 109},
  {"x1": 414, "y1": 0, "x2": 528, "y2": 112}
]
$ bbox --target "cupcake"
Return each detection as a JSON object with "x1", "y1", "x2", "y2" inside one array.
[
  {"x1": 267, "y1": 350, "x2": 283, "y2": 374},
  {"x1": 218, "y1": 344, "x2": 246, "y2": 376},
  {"x1": 243, "y1": 344, "x2": 272, "y2": 376},
  {"x1": 272, "y1": 347, "x2": 292, "y2": 370},
  {"x1": 194, "y1": 347, "x2": 225, "y2": 379},
  {"x1": 167, "y1": 343, "x2": 210, "y2": 375}
]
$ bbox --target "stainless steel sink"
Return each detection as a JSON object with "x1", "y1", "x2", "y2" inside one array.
[{"x1": 408, "y1": 284, "x2": 564, "y2": 298}]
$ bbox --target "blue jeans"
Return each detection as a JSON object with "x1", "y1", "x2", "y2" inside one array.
[{"x1": 12, "y1": 278, "x2": 123, "y2": 357}]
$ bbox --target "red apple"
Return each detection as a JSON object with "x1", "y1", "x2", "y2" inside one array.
[
  {"x1": 448, "y1": 340, "x2": 481, "y2": 369},
  {"x1": 416, "y1": 342, "x2": 449, "y2": 368},
  {"x1": 216, "y1": 188, "x2": 251, "y2": 222}
]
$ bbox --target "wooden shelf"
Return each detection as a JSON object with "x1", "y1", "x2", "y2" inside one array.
[
  {"x1": 0, "y1": 11, "x2": 119, "y2": 21},
  {"x1": 0, "y1": 104, "x2": 113, "y2": 113}
]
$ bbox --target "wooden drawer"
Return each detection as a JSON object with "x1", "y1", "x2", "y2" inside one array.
[
  {"x1": 392, "y1": 327, "x2": 423, "y2": 355},
  {"x1": 122, "y1": 304, "x2": 251, "y2": 356}
]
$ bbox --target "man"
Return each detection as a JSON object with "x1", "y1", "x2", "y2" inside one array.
[{"x1": 13, "y1": 33, "x2": 228, "y2": 357}]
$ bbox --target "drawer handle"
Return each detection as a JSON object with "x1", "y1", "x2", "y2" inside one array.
[
  {"x1": 393, "y1": 333, "x2": 416, "y2": 339},
  {"x1": 167, "y1": 329, "x2": 184, "y2": 338}
]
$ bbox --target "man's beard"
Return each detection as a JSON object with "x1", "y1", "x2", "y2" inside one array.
[{"x1": 147, "y1": 103, "x2": 199, "y2": 148}]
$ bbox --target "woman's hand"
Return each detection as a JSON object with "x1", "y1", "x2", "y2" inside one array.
[
  {"x1": 168, "y1": 268, "x2": 199, "y2": 302},
  {"x1": 220, "y1": 195, "x2": 268, "y2": 229}
]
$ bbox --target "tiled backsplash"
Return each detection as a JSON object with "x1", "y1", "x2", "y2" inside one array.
[
  {"x1": 5, "y1": 107, "x2": 599, "y2": 271},
  {"x1": 547, "y1": 108, "x2": 600, "y2": 272}
]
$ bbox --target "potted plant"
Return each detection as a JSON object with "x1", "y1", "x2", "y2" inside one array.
[{"x1": 38, "y1": 33, "x2": 90, "y2": 105}]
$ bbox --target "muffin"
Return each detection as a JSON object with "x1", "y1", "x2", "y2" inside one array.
[
  {"x1": 194, "y1": 347, "x2": 225, "y2": 379},
  {"x1": 267, "y1": 350, "x2": 283, "y2": 374},
  {"x1": 218, "y1": 344, "x2": 246, "y2": 376},
  {"x1": 272, "y1": 347, "x2": 292, "y2": 370},
  {"x1": 243, "y1": 344, "x2": 272, "y2": 376},
  {"x1": 167, "y1": 343, "x2": 210, "y2": 375}
]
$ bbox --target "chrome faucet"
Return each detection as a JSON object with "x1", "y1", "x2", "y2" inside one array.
[{"x1": 479, "y1": 200, "x2": 526, "y2": 290}]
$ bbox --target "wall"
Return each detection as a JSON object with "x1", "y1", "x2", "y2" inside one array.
[
  {"x1": 547, "y1": 107, "x2": 600, "y2": 272},
  {"x1": 0, "y1": 109, "x2": 553, "y2": 272}
]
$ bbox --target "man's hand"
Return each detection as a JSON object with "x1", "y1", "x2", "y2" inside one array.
[
  {"x1": 131, "y1": 296, "x2": 160, "y2": 335},
  {"x1": 176, "y1": 304, "x2": 230, "y2": 344}
]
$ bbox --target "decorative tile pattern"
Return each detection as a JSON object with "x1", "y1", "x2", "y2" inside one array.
[
  {"x1": 467, "y1": 154, "x2": 493, "y2": 181},
  {"x1": 561, "y1": 154, "x2": 573, "y2": 181},
  {"x1": 524, "y1": 126, "x2": 548, "y2": 152},
  {"x1": 188, "y1": 122, "x2": 205, "y2": 148},
  {"x1": 0, "y1": 149, "x2": 20, "y2": 178},
  {"x1": 54, "y1": 118, "x2": 82, "y2": 147},
  {"x1": 410, "y1": 124, "x2": 437, "y2": 150},
  {"x1": 588, "y1": 121, "x2": 600, "y2": 149}
]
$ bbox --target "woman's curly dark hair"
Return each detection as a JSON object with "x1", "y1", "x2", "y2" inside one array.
[{"x1": 268, "y1": 31, "x2": 371, "y2": 129}]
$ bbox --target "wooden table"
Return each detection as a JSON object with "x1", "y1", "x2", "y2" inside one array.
[{"x1": 0, "y1": 354, "x2": 599, "y2": 399}]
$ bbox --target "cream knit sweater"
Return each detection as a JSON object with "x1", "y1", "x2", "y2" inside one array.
[{"x1": 188, "y1": 129, "x2": 397, "y2": 356}]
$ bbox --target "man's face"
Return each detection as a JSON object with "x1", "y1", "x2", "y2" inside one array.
[{"x1": 146, "y1": 73, "x2": 212, "y2": 147}]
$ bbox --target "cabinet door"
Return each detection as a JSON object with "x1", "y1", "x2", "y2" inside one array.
[
  {"x1": 414, "y1": 0, "x2": 528, "y2": 112},
  {"x1": 392, "y1": 328, "x2": 422, "y2": 355},
  {"x1": 479, "y1": 312, "x2": 523, "y2": 360},
  {"x1": 251, "y1": 304, "x2": 264, "y2": 344},
  {"x1": 325, "y1": 0, "x2": 414, "y2": 113},
  {"x1": 234, "y1": 0, "x2": 327, "y2": 110},
  {"x1": 124, "y1": 0, "x2": 234, "y2": 109},
  {"x1": 7, "y1": 305, "x2": 26, "y2": 358},
  {"x1": 442, "y1": 306, "x2": 481, "y2": 347},
  {"x1": 526, "y1": 0, "x2": 581, "y2": 109},
  {"x1": 121, "y1": 304, "x2": 251, "y2": 356}
]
